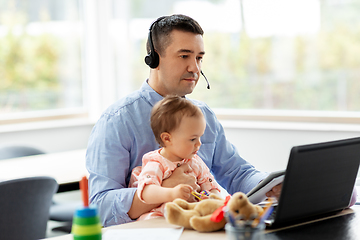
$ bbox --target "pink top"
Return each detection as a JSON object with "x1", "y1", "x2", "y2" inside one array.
[{"x1": 129, "y1": 149, "x2": 220, "y2": 220}]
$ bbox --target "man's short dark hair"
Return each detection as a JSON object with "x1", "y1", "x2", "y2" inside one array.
[{"x1": 146, "y1": 14, "x2": 204, "y2": 57}]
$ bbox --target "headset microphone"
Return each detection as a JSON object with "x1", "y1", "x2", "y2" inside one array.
[{"x1": 201, "y1": 71, "x2": 210, "y2": 89}]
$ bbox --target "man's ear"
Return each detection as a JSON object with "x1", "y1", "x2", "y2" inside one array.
[{"x1": 160, "y1": 132, "x2": 172, "y2": 145}]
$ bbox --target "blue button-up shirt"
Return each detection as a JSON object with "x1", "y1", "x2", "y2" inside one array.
[{"x1": 86, "y1": 80, "x2": 268, "y2": 227}]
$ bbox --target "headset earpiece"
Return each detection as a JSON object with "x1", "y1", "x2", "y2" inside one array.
[
  {"x1": 145, "y1": 17, "x2": 165, "y2": 69},
  {"x1": 144, "y1": 51, "x2": 159, "y2": 69},
  {"x1": 144, "y1": 32, "x2": 160, "y2": 68}
]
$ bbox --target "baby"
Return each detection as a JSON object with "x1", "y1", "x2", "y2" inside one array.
[{"x1": 129, "y1": 95, "x2": 220, "y2": 220}]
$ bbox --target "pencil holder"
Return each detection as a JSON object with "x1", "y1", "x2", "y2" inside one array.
[
  {"x1": 225, "y1": 223, "x2": 265, "y2": 240},
  {"x1": 71, "y1": 206, "x2": 102, "y2": 240}
]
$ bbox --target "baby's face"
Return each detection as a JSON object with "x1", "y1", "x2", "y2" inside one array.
[{"x1": 166, "y1": 115, "x2": 206, "y2": 162}]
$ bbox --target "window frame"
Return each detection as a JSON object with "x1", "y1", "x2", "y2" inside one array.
[{"x1": 215, "y1": 109, "x2": 360, "y2": 124}]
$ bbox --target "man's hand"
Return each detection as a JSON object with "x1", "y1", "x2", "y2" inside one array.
[
  {"x1": 162, "y1": 163, "x2": 201, "y2": 192},
  {"x1": 266, "y1": 183, "x2": 282, "y2": 200}
]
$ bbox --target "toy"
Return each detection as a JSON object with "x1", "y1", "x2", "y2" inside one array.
[
  {"x1": 72, "y1": 177, "x2": 102, "y2": 240},
  {"x1": 164, "y1": 192, "x2": 263, "y2": 232},
  {"x1": 191, "y1": 190, "x2": 210, "y2": 201}
]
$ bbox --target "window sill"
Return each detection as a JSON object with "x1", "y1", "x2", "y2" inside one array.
[
  {"x1": 215, "y1": 109, "x2": 360, "y2": 124},
  {"x1": 1, "y1": 109, "x2": 359, "y2": 134},
  {"x1": 215, "y1": 109, "x2": 360, "y2": 132},
  {"x1": 0, "y1": 117, "x2": 95, "y2": 134},
  {"x1": 0, "y1": 108, "x2": 96, "y2": 133},
  {"x1": 219, "y1": 119, "x2": 360, "y2": 132}
]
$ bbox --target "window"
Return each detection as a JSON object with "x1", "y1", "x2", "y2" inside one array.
[
  {"x1": 192, "y1": 0, "x2": 360, "y2": 114},
  {"x1": 0, "y1": 0, "x2": 85, "y2": 120},
  {"x1": 109, "y1": 0, "x2": 360, "y2": 123},
  {"x1": 1, "y1": 0, "x2": 360, "y2": 125}
]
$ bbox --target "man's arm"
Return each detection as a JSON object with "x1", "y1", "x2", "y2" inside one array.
[
  {"x1": 87, "y1": 111, "x2": 144, "y2": 227},
  {"x1": 127, "y1": 191, "x2": 159, "y2": 219}
]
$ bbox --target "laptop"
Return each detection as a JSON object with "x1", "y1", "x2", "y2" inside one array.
[{"x1": 257, "y1": 137, "x2": 360, "y2": 229}]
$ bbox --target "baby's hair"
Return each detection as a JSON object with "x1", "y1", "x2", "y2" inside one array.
[{"x1": 151, "y1": 95, "x2": 203, "y2": 147}]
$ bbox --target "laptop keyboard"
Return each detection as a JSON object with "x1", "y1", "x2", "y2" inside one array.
[
  {"x1": 267, "y1": 205, "x2": 277, "y2": 221},
  {"x1": 264, "y1": 205, "x2": 278, "y2": 225}
]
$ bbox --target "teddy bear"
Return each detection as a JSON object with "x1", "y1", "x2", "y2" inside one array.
[{"x1": 164, "y1": 192, "x2": 263, "y2": 232}]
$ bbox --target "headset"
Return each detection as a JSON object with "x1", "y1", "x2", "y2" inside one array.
[
  {"x1": 144, "y1": 16, "x2": 165, "y2": 69},
  {"x1": 144, "y1": 16, "x2": 210, "y2": 89}
]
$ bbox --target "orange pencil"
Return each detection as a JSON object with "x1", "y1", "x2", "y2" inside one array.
[
  {"x1": 80, "y1": 176, "x2": 89, "y2": 207},
  {"x1": 252, "y1": 197, "x2": 274, "y2": 227}
]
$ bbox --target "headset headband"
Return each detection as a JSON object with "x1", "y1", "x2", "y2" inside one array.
[{"x1": 144, "y1": 16, "x2": 166, "y2": 68}]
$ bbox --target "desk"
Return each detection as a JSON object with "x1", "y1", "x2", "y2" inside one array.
[
  {"x1": 0, "y1": 149, "x2": 87, "y2": 192},
  {"x1": 46, "y1": 205, "x2": 360, "y2": 240}
]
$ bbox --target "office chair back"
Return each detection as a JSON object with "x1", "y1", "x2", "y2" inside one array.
[
  {"x1": 0, "y1": 145, "x2": 45, "y2": 160},
  {"x1": 0, "y1": 176, "x2": 58, "y2": 240}
]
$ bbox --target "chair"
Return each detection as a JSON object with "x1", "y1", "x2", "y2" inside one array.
[
  {"x1": 0, "y1": 176, "x2": 58, "y2": 240},
  {"x1": 49, "y1": 175, "x2": 83, "y2": 234},
  {"x1": 0, "y1": 145, "x2": 80, "y2": 233},
  {"x1": 49, "y1": 199, "x2": 82, "y2": 233},
  {"x1": 0, "y1": 145, "x2": 45, "y2": 160}
]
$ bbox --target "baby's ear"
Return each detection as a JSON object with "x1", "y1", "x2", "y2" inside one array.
[{"x1": 160, "y1": 132, "x2": 172, "y2": 145}]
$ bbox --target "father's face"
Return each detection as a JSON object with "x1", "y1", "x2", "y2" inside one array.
[{"x1": 155, "y1": 30, "x2": 205, "y2": 97}]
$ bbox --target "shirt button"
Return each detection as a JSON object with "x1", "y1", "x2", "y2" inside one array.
[
  {"x1": 177, "y1": 163, "x2": 181, "y2": 167},
  {"x1": 209, "y1": 178, "x2": 212, "y2": 182}
]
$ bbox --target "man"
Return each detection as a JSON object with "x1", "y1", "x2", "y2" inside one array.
[{"x1": 86, "y1": 14, "x2": 281, "y2": 227}]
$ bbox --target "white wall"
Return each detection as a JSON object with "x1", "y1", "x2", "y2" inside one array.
[
  {"x1": 1, "y1": 120, "x2": 359, "y2": 176},
  {"x1": 0, "y1": 121, "x2": 94, "y2": 153},
  {"x1": 222, "y1": 121, "x2": 360, "y2": 173}
]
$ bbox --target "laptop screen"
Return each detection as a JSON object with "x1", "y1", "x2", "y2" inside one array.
[{"x1": 273, "y1": 137, "x2": 360, "y2": 227}]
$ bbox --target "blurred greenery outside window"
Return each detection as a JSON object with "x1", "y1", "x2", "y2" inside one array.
[
  {"x1": 1, "y1": 0, "x2": 360, "y2": 125},
  {"x1": 0, "y1": 0, "x2": 84, "y2": 121}
]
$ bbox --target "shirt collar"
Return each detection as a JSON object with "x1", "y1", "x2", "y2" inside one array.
[
  {"x1": 139, "y1": 79, "x2": 191, "y2": 106},
  {"x1": 140, "y1": 79, "x2": 163, "y2": 107}
]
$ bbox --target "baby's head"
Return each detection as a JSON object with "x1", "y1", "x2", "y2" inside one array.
[{"x1": 151, "y1": 95, "x2": 204, "y2": 147}]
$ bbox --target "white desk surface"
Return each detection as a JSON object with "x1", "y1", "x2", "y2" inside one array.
[
  {"x1": 45, "y1": 217, "x2": 227, "y2": 240},
  {"x1": 0, "y1": 149, "x2": 87, "y2": 184},
  {"x1": 45, "y1": 207, "x2": 359, "y2": 240}
]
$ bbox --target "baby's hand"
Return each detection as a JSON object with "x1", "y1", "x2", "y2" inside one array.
[{"x1": 172, "y1": 184, "x2": 193, "y2": 201}]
